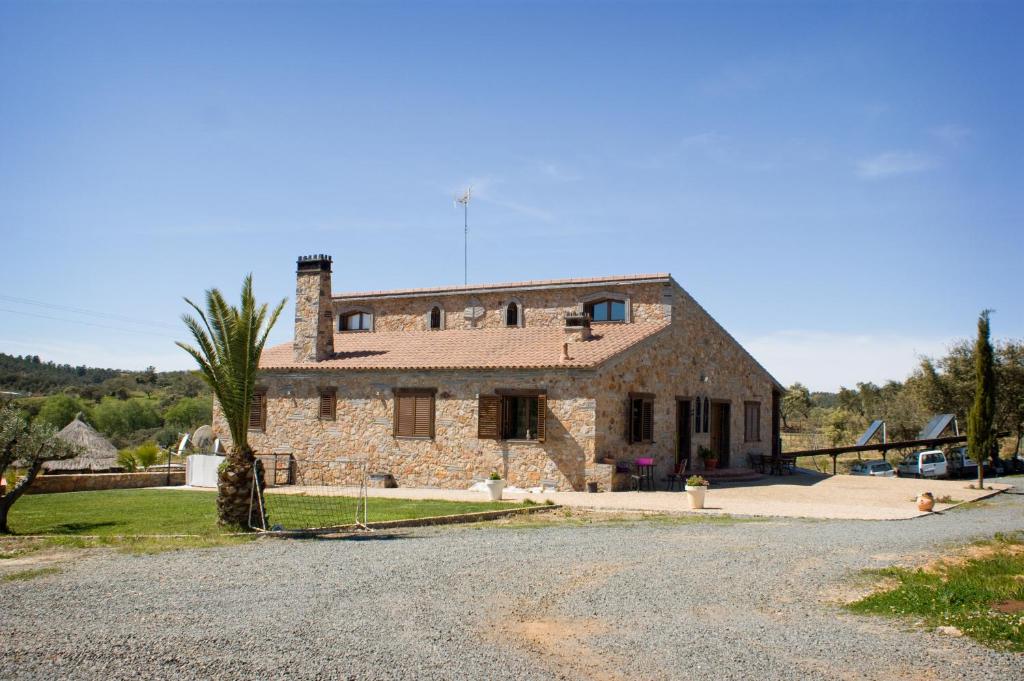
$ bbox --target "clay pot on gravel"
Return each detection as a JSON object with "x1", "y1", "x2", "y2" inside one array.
[{"x1": 917, "y1": 492, "x2": 935, "y2": 512}]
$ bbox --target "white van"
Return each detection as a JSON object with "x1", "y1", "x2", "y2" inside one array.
[{"x1": 896, "y1": 450, "x2": 948, "y2": 479}]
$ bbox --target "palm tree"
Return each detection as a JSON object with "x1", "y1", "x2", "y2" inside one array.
[{"x1": 177, "y1": 275, "x2": 286, "y2": 527}]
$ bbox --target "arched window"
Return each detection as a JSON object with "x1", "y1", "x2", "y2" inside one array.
[
  {"x1": 429, "y1": 306, "x2": 442, "y2": 330},
  {"x1": 502, "y1": 299, "x2": 524, "y2": 328},
  {"x1": 339, "y1": 310, "x2": 373, "y2": 332}
]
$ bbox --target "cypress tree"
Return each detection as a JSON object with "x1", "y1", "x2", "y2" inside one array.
[{"x1": 967, "y1": 310, "x2": 996, "y2": 489}]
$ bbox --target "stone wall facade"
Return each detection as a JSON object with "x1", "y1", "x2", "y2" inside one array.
[
  {"x1": 27, "y1": 471, "x2": 186, "y2": 494},
  {"x1": 333, "y1": 280, "x2": 673, "y2": 332},
  {"x1": 214, "y1": 280, "x2": 779, "y2": 492}
]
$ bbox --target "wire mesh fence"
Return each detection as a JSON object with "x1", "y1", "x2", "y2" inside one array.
[{"x1": 249, "y1": 458, "x2": 369, "y2": 533}]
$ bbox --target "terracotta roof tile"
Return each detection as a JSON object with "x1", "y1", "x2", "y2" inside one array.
[
  {"x1": 333, "y1": 273, "x2": 672, "y2": 300},
  {"x1": 260, "y1": 323, "x2": 669, "y2": 372}
]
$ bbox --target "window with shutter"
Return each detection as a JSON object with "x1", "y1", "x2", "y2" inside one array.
[
  {"x1": 319, "y1": 389, "x2": 336, "y2": 420},
  {"x1": 249, "y1": 390, "x2": 267, "y2": 431},
  {"x1": 480, "y1": 390, "x2": 547, "y2": 441},
  {"x1": 394, "y1": 388, "x2": 436, "y2": 438},
  {"x1": 744, "y1": 401, "x2": 761, "y2": 442},
  {"x1": 628, "y1": 393, "x2": 654, "y2": 444}
]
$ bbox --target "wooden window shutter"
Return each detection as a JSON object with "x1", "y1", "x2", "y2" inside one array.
[
  {"x1": 642, "y1": 399, "x2": 653, "y2": 442},
  {"x1": 249, "y1": 391, "x2": 266, "y2": 431},
  {"x1": 395, "y1": 395, "x2": 415, "y2": 436},
  {"x1": 413, "y1": 394, "x2": 434, "y2": 438},
  {"x1": 535, "y1": 393, "x2": 547, "y2": 442},
  {"x1": 319, "y1": 389, "x2": 336, "y2": 420},
  {"x1": 478, "y1": 394, "x2": 501, "y2": 440}
]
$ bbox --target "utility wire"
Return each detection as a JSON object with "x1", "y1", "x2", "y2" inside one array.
[
  {"x1": 0, "y1": 307, "x2": 174, "y2": 339},
  {"x1": 0, "y1": 294, "x2": 179, "y2": 329}
]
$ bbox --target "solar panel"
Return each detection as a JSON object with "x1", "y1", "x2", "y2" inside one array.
[
  {"x1": 918, "y1": 414, "x2": 956, "y2": 440},
  {"x1": 856, "y1": 420, "x2": 885, "y2": 446}
]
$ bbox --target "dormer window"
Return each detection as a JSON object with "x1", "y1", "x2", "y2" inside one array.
[
  {"x1": 585, "y1": 298, "x2": 626, "y2": 322},
  {"x1": 429, "y1": 306, "x2": 442, "y2": 330},
  {"x1": 340, "y1": 311, "x2": 372, "y2": 332}
]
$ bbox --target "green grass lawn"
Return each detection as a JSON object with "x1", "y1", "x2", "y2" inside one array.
[
  {"x1": 6, "y1": 488, "x2": 526, "y2": 536},
  {"x1": 848, "y1": 533, "x2": 1024, "y2": 652}
]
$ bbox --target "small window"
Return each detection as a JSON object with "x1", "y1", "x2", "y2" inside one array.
[
  {"x1": 505, "y1": 302, "x2": 519, "y2": 327},
  {"x1": 628, "y1": 393, "x2": 654, "y2": 444},
  {"x1": 319, "y1": 389, "x2": 336, "y2": 421},
  {"x1": 477, "y1": 391, "x2": 547, "y2": 442},
  {"x1": 394, "y1": 388, "x2": 436, "y2": 438},
  {"x1": 585, "y1": 299, "x2": 626, "y2": 322},
  {"x1": 744, "y1": 401, "x2": 761, "y2": 442},
  {"x1": 340, "y1": 311, "x2": 372, "y2": 331},
  {"x1": 249, "y1": 390, "x2": 267, "y2": 431},
  {"x1": 429, "y1": 306, "x2": 442, "y2": 330}
]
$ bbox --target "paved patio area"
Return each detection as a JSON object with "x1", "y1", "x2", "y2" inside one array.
[{"x1": 265, "y1": 471, "x2": 1012, "y2": 520}]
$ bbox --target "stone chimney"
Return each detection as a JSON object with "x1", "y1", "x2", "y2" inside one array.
[
  {"x1": 563, "y1": 312, "x2": 592, "y2": 343},
  {"x1": 293, "y1": 255, "x2": 334, "y2": 363}
]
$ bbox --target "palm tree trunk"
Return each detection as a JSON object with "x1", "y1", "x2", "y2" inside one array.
[{"x1": 217, "y1": 446, "x2": 267, "y2": 529}]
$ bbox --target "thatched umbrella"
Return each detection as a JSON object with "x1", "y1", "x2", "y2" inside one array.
[{"x1": 42, "y1": 415, "x2": 122, "y2": 473}]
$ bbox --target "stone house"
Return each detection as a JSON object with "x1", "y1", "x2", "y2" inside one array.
[{"x1": 212, "y1": 255, "x2": 782, "y2": 491}]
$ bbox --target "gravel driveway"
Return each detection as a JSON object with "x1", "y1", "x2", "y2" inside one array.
[{"x1": 2, "y1": 490, "x2": 1023, "y2": 680}]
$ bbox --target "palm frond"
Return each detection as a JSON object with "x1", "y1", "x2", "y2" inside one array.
[{"x1": 176, "y1": 276, "x2": 286, "y2": 458}]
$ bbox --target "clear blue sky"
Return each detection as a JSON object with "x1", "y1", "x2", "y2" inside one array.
[{"x1": 1, "y1": 1, "x2": 1020, "y2": 391}]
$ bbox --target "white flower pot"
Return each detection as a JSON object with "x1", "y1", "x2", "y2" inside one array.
[
  {"x1": 484, "y1": 479, "x2": 505, "y2": 501},
  {"x1": 685, "y1": 485, "x2": 707, "y2": 510}
]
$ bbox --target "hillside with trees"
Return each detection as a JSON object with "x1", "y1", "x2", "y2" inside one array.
[
  {"x1": 781, "y1": 337, "x2": 1024, "y2": 466},
  {"x1": 0, "y1": 353, "x2": 212, "y2": 449}
]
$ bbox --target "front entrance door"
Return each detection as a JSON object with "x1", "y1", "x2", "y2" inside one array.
[
  {"x1": 676, "y1": 400, "x2": 692, "y2": 471},
  {"x1": 709, "y1": 402, "x2": 731, "y2": 467}
]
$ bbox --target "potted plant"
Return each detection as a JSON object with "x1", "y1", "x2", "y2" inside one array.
[
  {"x1": 698, "y1": 445, "x2": 719, "y2": 472},
  {"x1": 684, "y1": 475, "x2": 709, "y2": 509},
  {"x1": 484, "y1": 471, "x2": 505, "y2": 501}
]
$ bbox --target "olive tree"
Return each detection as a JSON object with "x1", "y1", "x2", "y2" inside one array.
[{"x1": 0, "y1": 404, "x2": 81, "y2": 533}]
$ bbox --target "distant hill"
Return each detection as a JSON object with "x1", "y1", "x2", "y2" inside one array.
[{"x1": 0, "y1": 353, "x2": 122, "y2": 394}]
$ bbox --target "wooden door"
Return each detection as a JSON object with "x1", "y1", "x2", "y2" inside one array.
[
  {"x1": 676, "y1": 400, "x2": 691, "y2": 470},
  {"x1": 710, "y1": 402, "x2": 731, "y2": 467}
]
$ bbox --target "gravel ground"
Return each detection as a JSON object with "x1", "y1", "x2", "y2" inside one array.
[{"x1": 2, "y1": 486, "x2": 1023, "y2": 681}]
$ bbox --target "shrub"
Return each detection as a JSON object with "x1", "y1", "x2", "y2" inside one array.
[
  {"x1": 163, "y1": 396, "x2": 212, "y2": 431},
  {"x1": 117, "y1": 442, "x2": 162, "y2": 471},
  {"x1": 686, "y1": 475, "x2": 709, "y2": 487},
  {"x1": 488, "y1": 471, "x2": 502, "y2": 480},
  {"x1": 133, "y1": 442, "x2": 162, "y2": 469},
  {"x1": 92, "y1": 397, "x2": 162, "y2": 438},
  {"x1": 36, "y1": 394, "x2": 90, "y2": 430},
  {"x1": 697, "y1": 446, "x2": 717, "y2": 461},
  {"x1": 117, "y1": 449, "x2": 138, "y2": 473}
]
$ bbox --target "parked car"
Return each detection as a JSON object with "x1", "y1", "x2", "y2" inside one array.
[
  {"x1": 896, "y1": 450, "x2": 948, "y2": 478},
  {"x1": 946, "y1": 447, "x2": 979, "y2": 479},
  {"x1": 850, "y1": 460, "x2": 896, "y2": 477}
]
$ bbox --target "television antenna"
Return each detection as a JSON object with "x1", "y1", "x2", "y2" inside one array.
[{"x1": 455, "y1": 187, "x2": 471, "y2": 285}]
